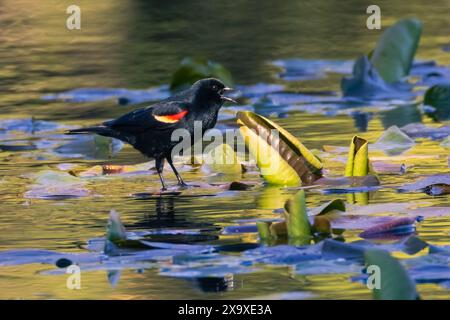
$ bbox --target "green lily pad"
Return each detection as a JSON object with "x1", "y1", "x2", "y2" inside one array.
[
  {"x1": 373, "y1": 125, "x2": 415, "y2": 155},
  {"x1": 370, "y1": 18, "x2": 422, "y2": 83},
  {"x1": 364, "y1": 249, "x2": 419, "y2": 300}
]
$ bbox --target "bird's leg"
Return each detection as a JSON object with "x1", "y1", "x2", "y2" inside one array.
[
  {"x1": 166, "y1": 155, "x2": 188, "y2": 187},
  {"x1": 155, "y1": 158, "x2": 167, "y2": 191}
]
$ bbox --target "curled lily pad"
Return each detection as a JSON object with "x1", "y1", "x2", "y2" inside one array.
[
  {"x1": 170, "y1": 57, "x2": 233, "y2": 92},
  {"x1": 345, "y1": 136, "x2": 369, "y2": 177},
  {"x1": 237, "y1": 111, "x2": 323, "y2": 186},
  {"x1": 370, "y1": 18, "x2": 422, "y2": 83},
  {"x1": 364, "y1": 249, "x2": 419, "y2": 300}
]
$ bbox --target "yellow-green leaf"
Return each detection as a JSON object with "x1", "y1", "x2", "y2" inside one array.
[
  {"x1": 345, "y1": 136, "x2": 369, "y2": 177},
  {"x1": 237, "y1": 111, "x2": 323, "y2": 186},
  {"x1": 284, "y1": 190, "x2": 312, "y2": 241}
]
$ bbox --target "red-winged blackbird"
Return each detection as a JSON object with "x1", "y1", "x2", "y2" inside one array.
[{"x1": 66, "y1": 78, "x2": 235, "y2": 190}]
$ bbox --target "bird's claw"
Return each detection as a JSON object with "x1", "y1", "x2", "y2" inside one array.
[{"x1": 178, "y1": 182, "x2": 198, "y2": 189}]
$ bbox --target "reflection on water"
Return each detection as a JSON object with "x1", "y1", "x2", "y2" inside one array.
[{"x1": 0, "y1": 0, "x2": 449, "y2": 299}]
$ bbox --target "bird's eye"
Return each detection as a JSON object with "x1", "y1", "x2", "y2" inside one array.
[{"x1": 211, "y1": 85, "x2": 218, "y2": 91}]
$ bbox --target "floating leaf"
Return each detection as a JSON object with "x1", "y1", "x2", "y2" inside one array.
[
  {"x1": 41, "y1": 86, "x2": 170, "y2": 105},
  {"x1": 364, "y1": 249, "x2": 419, "y2": 300},
  {"x1": 370, "y1": 18, "x2": 422, "y2": 83},
  {"x1": 401, "y1": 123, "x2": 450, "y2": 139},
  {"x1": 398, "y1": 174, "x2": 450, "y2": 193},
  {"x1": 170, "y1": 57, "x2": 233, "y2": 92},
  {"x1": 423, "y1": 83, "x2": 450, "y2": 121},
  {"x1": 345, "y1": 136, "x2": 369, "y2": 177},
  {"x1": 24, "y1": 170, "x2": 90, "y2": 199},
  {"x1": 359, "y1": 217, "x2": 418, "y2": 239},
  {"x1": 272, "y1": 58, "x2": 353, "y2": 81},
  {"x1": 309, "y1": 199, "x2": 346, "y2": 216},
  {"x1": 237, "y1": 111, "x2": 323, "y2": 186},
  {"x1": 372, "y1": 125, "x2": 415, "y2": 155},
  {"x1": 55, "y1": 135, "x2": 123, "y2": 159}
]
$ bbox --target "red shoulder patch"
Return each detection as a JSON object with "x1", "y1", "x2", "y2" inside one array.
[{"x1": 154, "y1": 110, "x2": 188, "y2": 123}]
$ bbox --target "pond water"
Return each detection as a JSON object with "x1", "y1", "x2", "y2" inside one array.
[{"x1": 0, "y1": 0, "x2": 449, "y2": 299}]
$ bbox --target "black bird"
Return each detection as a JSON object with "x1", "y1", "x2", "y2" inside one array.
[{"x1": 67, "y1": 78, "x2": 235, "y2": 190}]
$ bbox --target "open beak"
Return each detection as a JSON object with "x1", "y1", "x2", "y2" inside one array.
[{"x1": 220, "y1": 87, "x2": 237, "y2": 104}]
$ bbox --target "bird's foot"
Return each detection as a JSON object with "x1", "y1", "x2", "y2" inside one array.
[{"x1": 177, "y1": 182, "x2": 199, "y2": 189}]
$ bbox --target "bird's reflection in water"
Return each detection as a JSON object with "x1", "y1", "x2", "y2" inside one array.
[
  {"x1": 193, "y1": 274, "x2": 236, "y2": 293},
  {"x1": 131, "y1": 195, "x2": 220, "y2": 241}
]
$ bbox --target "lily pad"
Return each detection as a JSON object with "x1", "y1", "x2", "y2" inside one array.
[
  {"x1": 272, "y1": 58, "x2": 353, "y2": 81},
  {"x1": 24, "y1": 170, "x2": 90, "y2": 199},
  {"x1": 401, "y1": 123, "x2": 450, "y2": 139},
  {"x1": 370, "y1": 18, "x2": 422, "y2": 83},
  {"x1": 237, "y1": 111, "x2": 323, "y2": 186},
  {"x1": 359, "y1": 217, "x2": 419, "y2": 239},
  {"x1": 41, "y1": 86, "x2": 170, "y2": 105},
  {"x1": 372, "y1": 125, "x2": 415, "y2": 155},
  {"x1": 364, "y1": 249, "x2": 419, "y2": 300},
  {"x1": 398, "y1": 174, "x2": 450, "y2": 193}
]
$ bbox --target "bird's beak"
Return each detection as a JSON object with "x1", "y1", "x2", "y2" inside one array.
[{"x1": 221, "y1": 87, "x2": 237, "y2": 103}]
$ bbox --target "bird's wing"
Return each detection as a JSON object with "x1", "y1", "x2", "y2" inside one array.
[{"x1": 104, "y1": 101, "x2": 191, "y2": 133}]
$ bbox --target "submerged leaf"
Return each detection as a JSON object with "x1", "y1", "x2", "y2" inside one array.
[
  {"x1": 345, "y1": 136, "x2": 369, "y2": 177},
  {"x1": 370, "y1": 18, "x2": 422, "y2": 83},
  {"x1": 364, "y1": 249, "x2": 419, "y2": 300},
  {"x1": 237, "y1": 111, "x2": 323, "y2": 186}
]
